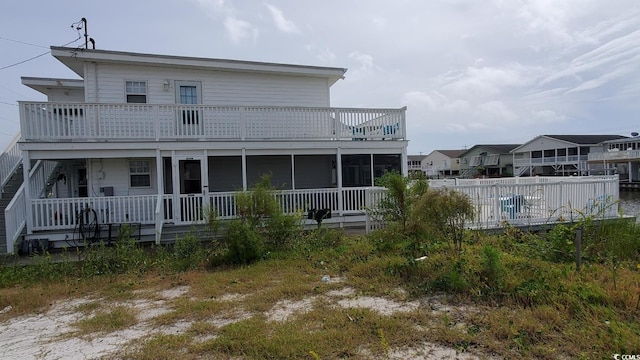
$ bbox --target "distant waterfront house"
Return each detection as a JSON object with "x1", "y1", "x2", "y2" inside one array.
[
  {"x1": 511, "y1": 135, "x2": 627, "y2": 177},
  {"x1": 459, "y1": 144, "x2": 520, "y2": 178},
  {"x1": 587, "y1": 135, "x2": 640, "y2": 181},
  {"x1": 408, "y1": 150, "x2": 465, "y2": 178},
  {"x1": 0, "y1": 46, "x2": 408, "y2": 254},
  {"x1": 407, "y1": 154, "x2": 427, "y2": 176}
]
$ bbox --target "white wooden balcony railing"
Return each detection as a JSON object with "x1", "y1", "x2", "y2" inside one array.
[
  {"x1": 588, "y1": 149, "x2": 640, "y2": 162},
  {"x1": 514, "y1": 155, "x2": 588, "y2": 166},
  {"x1": 19, "y1": 102, "x2": 406, "y2": 142}
]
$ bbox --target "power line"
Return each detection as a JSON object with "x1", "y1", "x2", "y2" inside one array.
[
  {"x1": 0, "y1": 36, "x2": 81, "y2": 72},
  {"x1": 0, "y1": 51, "x2": 50, "y2": 71},
  {"x1": 0, "y1": 36, "x2": 49, "y2": 49},
  {"x1": 0, "y1": 101, "x2": 18, "y2": 106}
]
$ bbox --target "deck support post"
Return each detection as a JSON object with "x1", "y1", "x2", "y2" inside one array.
[
  {"x1": 23, "y1": 150, "x2": 32, "y2": 235},
  {"x1": 337, "y1": 148, "x2": 343, "y2": 216},
  {"x1": 241, "y1": 148, "x2": 247, "y2": 191}
]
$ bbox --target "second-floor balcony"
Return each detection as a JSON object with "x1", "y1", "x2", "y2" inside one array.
[
  {"x1": 19, "y1": 102, "x2": 406, "y2": 142},
  {"x1": 588, "y1": 150, "x2": 640, "y2": 162},
  {"x1": 514, "y1": 155, "x2": 588, "y2": 166}
]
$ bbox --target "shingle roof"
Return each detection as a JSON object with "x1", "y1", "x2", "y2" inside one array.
[
  {"x1": 436, "y1": 149, "x2": 467, "y2": 158},
  {"x1": 471, "y1": 144, "x2": 520, "y2": 154},
  {"x1": 545, "y1": 135, "x2": 627, "y2": 145}
]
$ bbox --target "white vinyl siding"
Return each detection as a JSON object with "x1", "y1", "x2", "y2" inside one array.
[
  {"x1": 87, "y1": 158, "x2": 156, "y2": 196},
  {"x1": 46, "y1": 88, "x2": 85, "y2": 102},
  {"x1": 89, "y1": 63, "x2": 330, "y2": 106}
]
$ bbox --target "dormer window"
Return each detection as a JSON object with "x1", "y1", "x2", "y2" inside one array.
[{"x1": 125, "y1": 81, "x2": 147, "y2": 103}]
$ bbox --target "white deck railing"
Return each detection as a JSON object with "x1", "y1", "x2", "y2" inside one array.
[
  {"x1": 430, "y1": 176, "x2": 620, "y2": 228},
  {"x1": 588, "y1": 149, "x2": 640, "y2": 162},
  {"x1": 31, "y1": 194, "x2": 158, "y2": 231},
  {"x1": 8, "y1": 176, "x2": 621, "y2": 250},
  {"x1": 19, "y1": 102, "x2": 406, "y2": 142},
  {"x1": 27, "y1": 187, "x2": 381, "y2": 232},
  {"x1": 0, "y1": 133, "x2": 22, "y2": 195},
  {"x1": 514, "y1": 155, "x2": 588, "y2": 166},
  {"x1": 4, "y1": 183, "x2": 26, "y2": 254}
]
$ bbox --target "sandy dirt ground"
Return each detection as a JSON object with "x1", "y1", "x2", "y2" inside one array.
[{"x1": 0, "y1": 280, "x2": 488, "y2": 360}]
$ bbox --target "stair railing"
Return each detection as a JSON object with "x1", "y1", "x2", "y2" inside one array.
[
  {"x1": 4, "y1": 159, "x2": 57, "y2": 254},
  {"x1": 0, "y1": 133, "x2": 22, "y2": 197}
]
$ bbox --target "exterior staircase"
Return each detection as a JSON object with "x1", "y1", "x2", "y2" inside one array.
[{"x1": 0, "y1": 163, "x2": 24, "y2": 254}]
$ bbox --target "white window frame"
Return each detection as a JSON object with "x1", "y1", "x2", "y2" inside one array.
[
  {"x1": 129, "y1": 160, "x2": 151, "y2": 188},
  {"x1": 125, "y1": 80, "x2": 147, "y2": 103}
]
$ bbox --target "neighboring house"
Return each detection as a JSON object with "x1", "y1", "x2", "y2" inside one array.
[
  {"x1": 414, "y1": 150, "x2": 466, "y2": 177},
  {"x1": 407, "y1": 154, "x2": 427, "y2": 176},
  {"x1": 587, "y1": 135, "x2": 640, "y2": 181},
  {"x1": 0, "y1": 46, "x2": 408, "y2": 254},
  {"x1": 459, "y1": 144, "x2": 520, "y2": 178},
  {"x1": 511, "y1": 135, "x2": 626, "y2": 177}
]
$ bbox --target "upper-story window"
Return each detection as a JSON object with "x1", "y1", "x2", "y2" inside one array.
[{"x1": 125, "y1": 81, "x2": 147, "y2": 103}]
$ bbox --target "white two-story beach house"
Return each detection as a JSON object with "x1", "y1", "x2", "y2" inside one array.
[{"x1": 0, "y1": 46, "x2": 408, "y2": 254}]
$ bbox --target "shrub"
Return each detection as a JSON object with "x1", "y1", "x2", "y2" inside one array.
[
  {"x1": 224, "y1": 220, "x2": 264, "y2": 264},
  {"x1": 373, "y1": 172, "x2": 429, "y2": 234},
  {"x1": 80, "y1": 232, "x2": 146, "y2": 277},
  {"x1": 171, "y1": 231, "x2": 206, "y2": 271},
  {"x1": 412, "y1": 187, "x2": 475, "y2": 252},
  {"x1": 480, "y1": 245, "x2": 505, "y2": 293}
]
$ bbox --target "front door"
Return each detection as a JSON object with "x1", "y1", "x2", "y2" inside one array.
[
  {"x1": 179, "y1": 159, "x2": 202, "y2": 195},
  {"x1": 175, "y1": 81, "x2": 203, "y2": 137},
  {"x1": 177, "y1": 157, "x2": 205, "y2": 223}
]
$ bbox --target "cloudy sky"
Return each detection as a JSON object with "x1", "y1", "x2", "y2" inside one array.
[{"x1": 1, "y1": 0, "x2": 639, "y2": 154}]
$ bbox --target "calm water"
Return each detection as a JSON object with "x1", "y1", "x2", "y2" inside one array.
[{"x1": 619, "y1": 191, "x2": 640, "y2": 221}]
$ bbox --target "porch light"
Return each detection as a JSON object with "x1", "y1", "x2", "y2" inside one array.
[{"x1": 163, "y1": 80, "x2": 170, "y2": 91}]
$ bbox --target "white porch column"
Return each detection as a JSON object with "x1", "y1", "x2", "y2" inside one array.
[
  {"x1": 171, "y1": 150, "x2": 179, "y2": 222},
  {"x1": 241, "y1": 148, "x2": 247, "y2": 191},
  {"x1": 337, "y1": 148, "x2": 343, "y2": 216},
  {"x1": 290, "y1": 154, "x2": 296, "y2": 190},
  {"x1": 155, "y1": 149, "x2": 163, "y2": 198},
  {"x1": 577, "y1": 147, "x2": 581, "y2": 175},
  {"x1": 401, "y1": 147, "x2": 408, "y2": 177},
  {"x1": 155, "y1": 149, "x2": 163, "y2": 245},
  {"x1": 370, "y1": 154, "x2": 375, "y2": 186},
  {"x1": 202, "y1": 149, "x2": 209, "y2": 196},
  {"x1": 22, "y1": 150, "x2": 33, "y2": 235}
]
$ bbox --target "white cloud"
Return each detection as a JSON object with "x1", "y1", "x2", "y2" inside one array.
[
  {"x1": 304, "y1": 44, "x2": 336, "y2": 64},
  {"x1": 265, "y1": 3, "x2": 299, "y2": 33},
  {"x1": 224, "y1": 17, "x2": 258, "y2": 44},
  {"x1": 346, "y1": 52, "x2": 382, "y2": 80}
]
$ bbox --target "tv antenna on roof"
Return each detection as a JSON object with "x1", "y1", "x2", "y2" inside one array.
[{"x1": 72, "y1": 18, "x2": 95, "y2": 49}]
